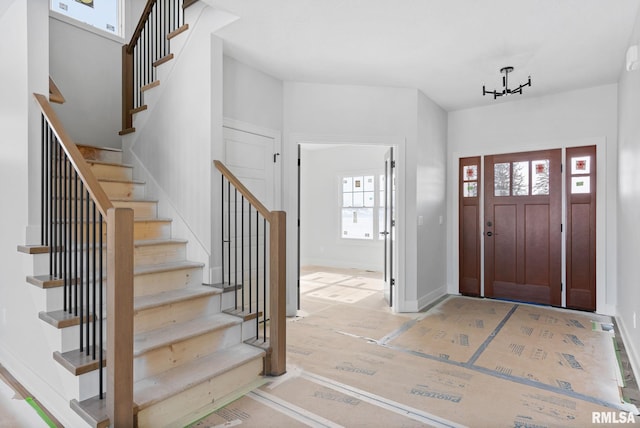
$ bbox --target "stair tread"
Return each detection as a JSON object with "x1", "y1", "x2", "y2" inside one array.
[
  {"x1": 77, "y1": 144, "x2": 122, "y2": 153},
  {"x1": 134, "y1": 343, "x2": 264, "y2": 410},
  {"x1": 111, "y1": 198, "x2": 159, "y2": 203},
  {"x1": 134, "y1": 313, "x2": 240, "y2": 356},
  {"x1": 53, "y1": 217, "x2": 171, "y2": 224},
  {"x1": 134, "y1": 238, "x2": 188, "y2": 247},
  {"x1": 97, "y1": 177, "x2": 145, "y2": 185},
  {"x1": 86, "y1": 159, "x2": 133, "y2": 168},
  {"x1": 134, "y1": 260, "x2": 204, "y2": 276},
  {"x1": 134, "y1": 285, "x2": 221, "y2": 312}
]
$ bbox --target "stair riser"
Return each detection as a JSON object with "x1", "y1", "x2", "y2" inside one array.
[
  {"x1": 112, "y1": 200, "x2": 158, "y2": 219},
  {"x1": 49, "y1": 196, "x2": 157, "y2": 219},
  {"x1": 134, "y1": 323, "x2": 242, "y2": 381},
  {"x1": 77, "y1": 146, "x2": 122, "y2": 164},
  {"x1": 41, "y1": 285, "x2": 106, "y2": 314},
  {"x1": 134, "y1": 293, "x2": 221, "y2": 334},
  {"x1": 134, "y1": 267, "x2": 203, "y2": 297},
  {"x1": 56, "y1": 320, "x2": 106, "y2": 353},
  {"x1": 57, "y1": 365, "x2": 106, "y2": 402},
  {"x1": 54, "y1": 220, "x2": 171, "y2": 243},
  {"x1": 136, "y1": 357, "x2": 264, "y2": 428},
  {"x1": 50, "y1": 179, "x2": 144, "y2": 200},
  {"x1": 100, "y1": 181, "x2": 145, "y2": 200},
  {"x1": 89, "y1": 163, "x2": 133, "y2": 181},
  {"x1": 135, "y1": 242, "x2": 187, "y2": 267}
]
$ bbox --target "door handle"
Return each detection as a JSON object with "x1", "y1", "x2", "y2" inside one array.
[
  {"x1": 380, "y1": 231, "x2": 389, "y2": 236},
  {"x1": 486, "y1": 231, "x2": 493, "y2": 237}
]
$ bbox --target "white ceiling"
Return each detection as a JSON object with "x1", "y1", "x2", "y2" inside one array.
[{"x1": 207, "y1": 0, "x2": 640, "y2": 111}]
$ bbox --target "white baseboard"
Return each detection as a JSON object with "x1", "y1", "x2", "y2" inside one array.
[
  {"x1": 400, "y1": 286, "x2": 447, "y2": 313},
  {"x1": 301, "y1": 258, "x2": 382, "y2": 273},
  {"x1": 616, "y1": 314, "x2": 640, "y2": 391}
]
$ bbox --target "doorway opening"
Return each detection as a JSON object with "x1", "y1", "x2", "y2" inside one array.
[{"x1": 298, "y1": 143, "x2": 396, "y2": 314}]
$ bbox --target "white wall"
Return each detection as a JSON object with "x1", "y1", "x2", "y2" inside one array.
[
  {"x1": 49, "y1": 16, "x2": 122, "y2": 149},
  {"x1": 0, "y1": 1, "x2": 89, "y2": 426},
  {"x1": 616, "y1": 8, "x2": 640, "y2": 385},
  {"x1": 283, "y1": 82, "x2": 421, "y2": 314},
  {"x1": 223, "y1": 55, "x2": 283, "y2": 132},
  {"x1": 447, "y1": 84, "x2": 618, "y2": 315},
  {"x1": 416, "y1": 91, "x2": 448, "y2": 307},
  {"x1": 300, "y1": 145, "x2": 387, "y2": 271}
]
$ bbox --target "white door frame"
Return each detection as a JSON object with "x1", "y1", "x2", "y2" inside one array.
[{"x1": 285, "y1": 133, "x2": 406, "y2": 316}]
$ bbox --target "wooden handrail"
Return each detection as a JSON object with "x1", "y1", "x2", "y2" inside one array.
[
  {"x1": 34, "y1": 93, "x2": 113, "y2": 217},
  {"x1": 214, "y1": 160, "x2": 272, "y2": 221},
  {"x1": 48, "y1": 77, "x2": 65, "y2": 104},
  {"x1": 126, "y1": 0, "x2": 157, "y2": 55}
]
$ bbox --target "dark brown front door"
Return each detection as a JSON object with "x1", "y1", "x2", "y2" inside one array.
[{"x1": 484, "y1": 149, "x2": 562, "y2": 305}]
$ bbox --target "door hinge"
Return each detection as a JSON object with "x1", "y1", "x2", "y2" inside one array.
[
  {"x1": 391, "y1": 278, "x2": 395, "y2": 286},
  {"x1": 273, "y1": 153, "x2": 280, "y2": 163},
  {"x1": 560, "y1": 223, "x2": 563, "y2": 232},
  {"x1": 391, "y1": 160, "x2": 396, "y2": 168},
  {"x1": 560, "y1": 163, "x2": 563, "y2": 173},
  {"x1": 561, "y1": 282, "x2": 563, "y2": 291},
  {"x1": 297, "y1": 158, "x2": 300, "y2": 166},
  {"x1": 298, "y1": 219, "x2": 300, "y2": 227},
  {"x1": 391, "y1": 219, "x2": 396, "y2": 227}
]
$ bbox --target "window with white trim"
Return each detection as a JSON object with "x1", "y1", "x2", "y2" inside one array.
[
  {"x1": 341, "y1": 175, "x2": 384, "y2": 240},
  {"x1": 51, "y1": 0, "x2": 123, "y2": 38}
]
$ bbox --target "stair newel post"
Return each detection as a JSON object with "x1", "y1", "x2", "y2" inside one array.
[
  {"x1": 268, "y1": 211, "x2": 286, "y2": 376},
  {"x1": 121, "y1": 44, "x2": 134, "y2": 133},
  {"x1": 106, "y1": 207, "x2": 135, "y2": 425}
]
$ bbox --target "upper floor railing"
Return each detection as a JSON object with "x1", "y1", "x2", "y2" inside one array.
[{"x1": 121, "y1": 0, "x2": 198, "y2": 134}]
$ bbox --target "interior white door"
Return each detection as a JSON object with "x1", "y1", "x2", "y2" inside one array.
[{"x1": 223, "y1": 127, "x2": 275, "y2": 210}]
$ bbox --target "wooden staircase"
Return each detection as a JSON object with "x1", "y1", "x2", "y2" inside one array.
[{"x1": 31, "y1": 144, "x2": 267, "y2": 427}]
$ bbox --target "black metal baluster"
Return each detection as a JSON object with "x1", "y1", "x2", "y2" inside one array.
[
  {"x1": 92, "y1": 203, "x2": 97, "y2": 359},
  {"x1": 51, "y1": 144, "x2": 60, "y2": 279},
  {"x1": 61, "y1": 153, "x2": 66, "y2": 309},
  {"x1": 227, "y1": 181, "x2": 232, "y2": 291},
  {"x1": 241, "y1": 196, "x2": 244, "y2": 306},
  {"x1": 247, "y1": 204, "x2": 251, "y2": 313},
  {"x1": 66, "y1": 159, "x2": 72, "y2": 313},
  {"x1": 48, "y1": 128, "x2": 53, "y2": 275},
  {"x1": 253, "y1": 209, "x2": 258, "y2": 316},
  {"x1": 41, "y1": 117, "x2": 45, "y2": 245},
  {"x1": 263, "y1": 217, "x2": 267, "y2": 342},
  {"x1": 75, "y1": 172, "x2": 79, "y2": 316},
  {"x1": 79, "y1": 184, "x2": 84, "y2": 352},
  {"x1": 85, "y1": 190, "x2": 90, "y2": 355},
  {"x1": 99, "y1": 213, "x2": 104, "y2": 399},
  {"x1": 221, "y1": 175, "x2": 224, "y2": 286},
  {"x1": 69, "y1": 168, "x2": 79, "y2": 316},
  {"x1": 234, "y1": 188, "x2": 238, "y2": 296}
]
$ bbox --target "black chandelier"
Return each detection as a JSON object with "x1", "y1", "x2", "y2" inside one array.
[{"x1": 483, "y1": 66, "x2": 531, "y2": 99}]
